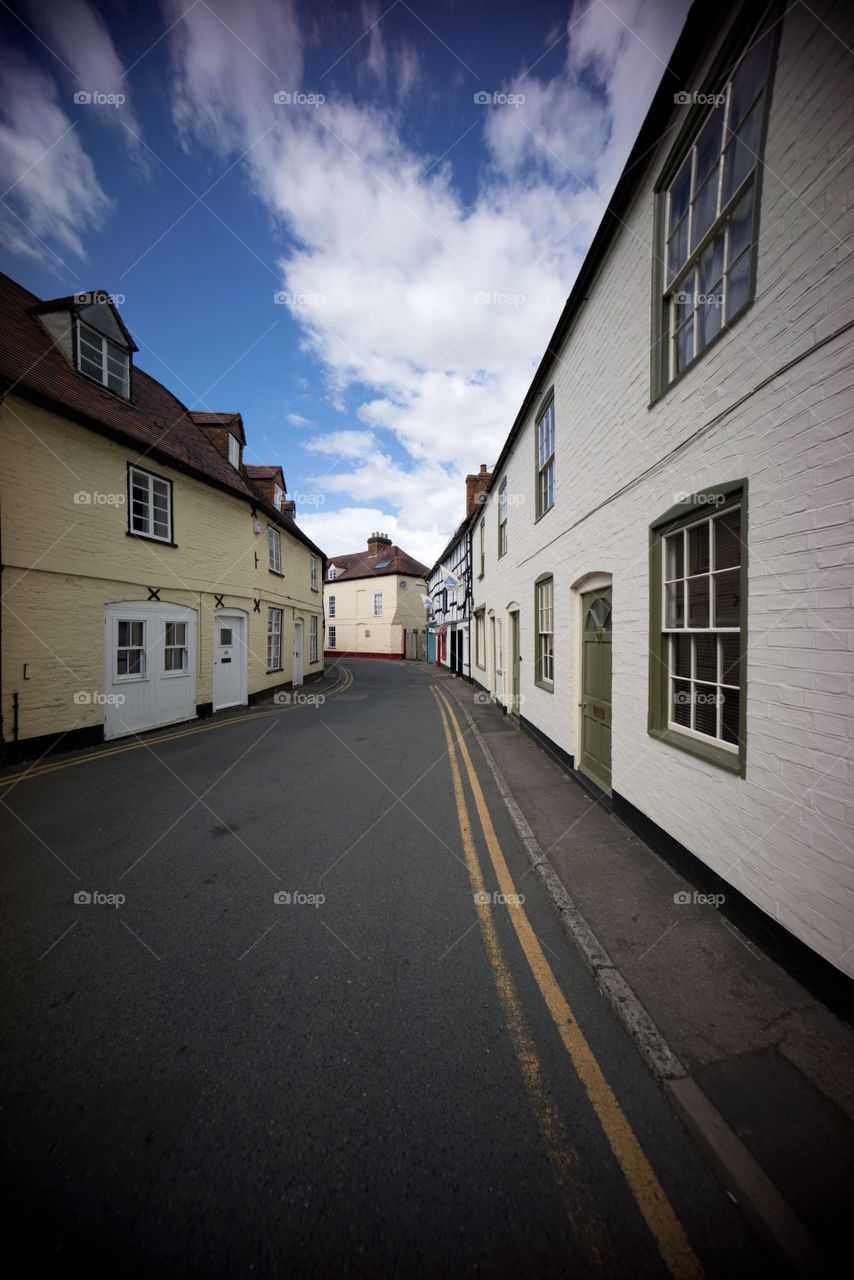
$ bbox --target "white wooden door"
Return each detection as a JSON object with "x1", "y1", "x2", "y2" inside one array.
[
  {"x1": 104, "y1": 602, "x2": 197, "y2": 739},
  {"x1": 213, "y1": 611, "x2": 248, "y2": 711},
  {"x1": 293, "y1": 619, "x2": 304, "y2": 687}
]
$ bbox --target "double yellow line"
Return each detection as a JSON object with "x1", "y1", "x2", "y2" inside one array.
[
  {"x1": 430, "y1": 684, "x2": 702, "y2": 1280},
  {"x1": 0, "y1": 666, "x2": 353, "y2": 788}
]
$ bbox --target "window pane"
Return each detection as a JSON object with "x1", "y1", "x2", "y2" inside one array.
[
  {"x1": 714, "y1": 509, "x2": 741, "y2": 569},
  {"x1": 675, "y1": 315, "x2": 694, "y2": 373},
  {"x1": 721, "y1": 634, "x2": 741, "y2": 686},
  {"x1": 695, "y1": 634, "x2": 717, "y2": 681},
  {"x1": 722, "y1": 101, "x2": 759, "y2": 202},
  {"x1": 165, "y1": 648, "x2": 186, "y2": 672},
  {"x1": 714, "y1": 569, "x2": 740, "y2": 626},
  {"x1": 726, "y1": 250, "x2": 750, "y2": 320},
  {"x1": 691, "y1": 165, "x2": 720, "y2": 250},
  {"x1": 667, "y1": 218, "x2": 690, "y2": 284},
  {"x1": 688, "y1": 576, "x2": 709, "y2": 627},
  {"x1": 665, "y1": 581, "x2": 684, "y2": 628},
  {"x1": 668, "y1": 157, "x2": 692, "y2": 234},
  {"x1": 220, "y1": 628, "x2": 233, "y2": 645},
  {"x1": 694, "y1": 686, "x2": 718, "y2": 737},
  {"x1": 729, "y1": 31, "x2": 771, "y2": 132},
  {"x1": 672, "y1": 634, "x2": 691, "y2": 678},
  {"x1": 665, "y1": 531, "x2": 684, "y2": 581},
  {"x1": 697, "y1": 294, "x2": 722, "y2": 350},
  {"x1": 672, "y1": 679, "x2": 691, "y2": 727},
  {"x1": 721, "y1": 686, "x2": 740, "y2": 744},
  {"x1": 699, "y1": 234, "x2": 724, "y2": 296},
  {"x1": 80, "y1": 352, "x2": 102, "y2": 380},
  {"x1": 688, "y1": 522, "x2": 709, "y2": 575},
  {"x1": 695, "y1": 105, "x2": 724, "y2": 189},
  {"x1": 727, "y1": 188, "x2": 753, "y2": 265}
]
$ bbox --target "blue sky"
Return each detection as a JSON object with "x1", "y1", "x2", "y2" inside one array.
[{"x1": 0, "y1": 0, "x2": 688, "y2": 563}]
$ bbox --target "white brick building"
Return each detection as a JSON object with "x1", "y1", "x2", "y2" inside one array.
[
  {"x1": 472, "y1": 0, "x2": 854, "y2": 978},
  {"x1": 427, "y1": 465, "x2": 492, "y2": 674}
]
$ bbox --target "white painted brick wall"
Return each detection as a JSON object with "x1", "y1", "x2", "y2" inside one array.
[{"x1": 473, "y1": 0, "x2": 854, "y2": 975}]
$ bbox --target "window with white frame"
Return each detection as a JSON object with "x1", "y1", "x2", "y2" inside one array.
[
  {"x1": 310, "y1": 556, "x2": 318, "y2": 590},
  {"x1": 310, "y1": 614, "x2": 318, "y2": 662},
  {"x1": 163, "y1": 620, "x2": 188, "y2": 673},
  {"x1": 475, "y1": 611, "x2": 485, "y2": 669},
  {"x1": 328, "y1": 566, "x2": 337, "y2": 581},
  {"x1": 129, "y1": 465, "x2": 172, "y2": 542},
  {"x1": 660, "y1": 14, "x2": 775, "y2": 385},
  {"x1": 328, "y1": 594, "x2": 336, "y2": 618},
  {"x1": 274, "y1": 483, "x2": 284, "y2": 510},
  {"x1": 328, "y1": 625, "x2": 337, "y2": 648},
  {"x1": 661, "y1": 501, "x2": 742, "y2": 749},
  {"x1": 116, "y1": 619, "x2": 145, "y2": 679},
  {"x1": 267, "y1": 608, "x2": 283, "y2": 670},
  {"x1": 498, "y1": 479, "x2": 508, "y2": 557},
  {"x1": 536, "y1": 399, "x2": 555, "y2": 517},
  {"x1": 535, "y1": 577, "x2": 554, "y2": 688},
  {"x1": 267, "y1": 527, "x2": 282, "y2": 573},
  {"x1": 228, "y1": 434, "x2": 240, "y2": 469},
  {"x1": 78, "y1": 321, "x2": 129, "y2": 396},
  {"x1": 373, "y1": 592, "x2": 383, "y2": 617}
]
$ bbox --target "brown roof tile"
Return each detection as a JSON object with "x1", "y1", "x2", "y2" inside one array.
[{"x1": 328, "y1": 545, "x2": 430, "y2": 582}]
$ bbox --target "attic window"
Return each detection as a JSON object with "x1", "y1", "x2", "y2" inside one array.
[
  {"x1": 328, "y1": 566, "x2": 337, "y2": 581},
  {"x1": 228, "y1": 434, "x2": 240, "y2": 469},
  {"x1": 274, "y1": 483, "x2": 284, "y2": 509},
  {"x1": 78, "y1": 321, "x2": 129, "y2": 397},
  {"x1": 375, "y1": 559, "x2": 391, "y2": 569}
]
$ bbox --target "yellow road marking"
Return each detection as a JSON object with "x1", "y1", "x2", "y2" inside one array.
[
  {"x1": 430, "y1": 688, "x2": 611, "y2": 1272},
  {"x1": 433, "y1": 685, "x2": 703, "y2": 1280},
  {"x1": 0, "y1": 667, "x2": 353, "y2": 788}
]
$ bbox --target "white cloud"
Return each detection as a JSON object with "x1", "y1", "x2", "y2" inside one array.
[
  {"x1": 163, "y1": 0, "x2": 689, "y2": 562},
  {"x1": 288, "y1": 412, "x2": 313, "y2": 427},
  {"x1": 23, "y1": 0, "x2": 150, "y2": 171},
  {"x1": 0, "y1": 53, "x2": 112, "y2": 263}
]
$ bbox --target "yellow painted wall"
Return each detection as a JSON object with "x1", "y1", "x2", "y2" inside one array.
[
  {"x1": 323, "y1": 572, "x2": 427, "y2": 655},
  {"x1": 0, "y1": 395, "x2": 324, "y2": 742}
]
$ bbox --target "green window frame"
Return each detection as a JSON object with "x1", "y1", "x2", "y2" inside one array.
[
  {"x1": 648, "y1": 480, "x2": 747, "y2": 775},
  {"x1": 535, "y1": 392, "x2": 555, "y2": 519},
  {"x1": 534, "y1": 575, "x2": 554, "y2": 691},
  {"x1": 650, "y1": 5, "x2": 779, "y2": 400},
  {"x1": 497, "y1": 478, "x2": 508, "y2": 558}
]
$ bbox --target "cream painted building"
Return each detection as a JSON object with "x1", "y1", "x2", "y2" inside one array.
[
  {"x1": 324, "y1": 534, "x2": 429, "y2": 659},
  {"x1": 0, "y1": 276, "x2": 326, "y2": 756}
]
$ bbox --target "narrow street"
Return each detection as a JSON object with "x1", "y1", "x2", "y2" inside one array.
[{"x1": 0, "y1": 659, "x2": 766, "y2": 1277}]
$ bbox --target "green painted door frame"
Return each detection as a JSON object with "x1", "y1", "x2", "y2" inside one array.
[{"x1": 579, "y1": 587, "x2": 612, "y2": 793}]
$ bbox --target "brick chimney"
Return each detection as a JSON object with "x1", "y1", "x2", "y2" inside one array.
[
  {"x1": 465, "y1": 463, "x2": 492, "y2": 517},
  {"x1": 367, "y1": 531, "x2": 392, "y2": 554}
]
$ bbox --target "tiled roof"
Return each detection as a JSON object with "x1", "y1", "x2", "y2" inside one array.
[
  {"x1": 189, "y1": 409, "x2": 246, "y2": 444},
  {"x1": 328, "y1": 545, "x2": 430, "y2": 582},
  {"x1": 244, "y1": 465, "x2": 283, "y2": 480},
  {"x1": 0, "y1": 272, "x2": 325, "y2": 560}
]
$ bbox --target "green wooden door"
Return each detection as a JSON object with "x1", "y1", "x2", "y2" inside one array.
[{"x1": 579, "y1": 588, "x2": 612, "y2": 792}]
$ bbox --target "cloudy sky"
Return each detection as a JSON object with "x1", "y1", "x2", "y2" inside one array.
[{"x1": 0, "y1": 0, "x2": 689, "y2": 563}]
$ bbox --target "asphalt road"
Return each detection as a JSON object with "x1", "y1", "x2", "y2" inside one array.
[{"x1": 0, "y1": 659, "x2": 769, "y2": 1277}]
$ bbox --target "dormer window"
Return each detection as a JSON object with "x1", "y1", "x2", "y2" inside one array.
[
  {"x1": 274, "y1": 483, "x2": 284, "y2": 510},
  {"x1": 228, "y1": 434, "x2": 240, "y2": 469},
  {"x1": 78, "y1": 321, "x2": 129, "y2": 397},
  {"x1": 328, "y1": 566, "x2": 337, "y2": 581}
]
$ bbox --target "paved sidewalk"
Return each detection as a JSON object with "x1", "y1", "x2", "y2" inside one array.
[{"x1": 425, "y1": 663, "x2": 854, "y2": 1274}]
